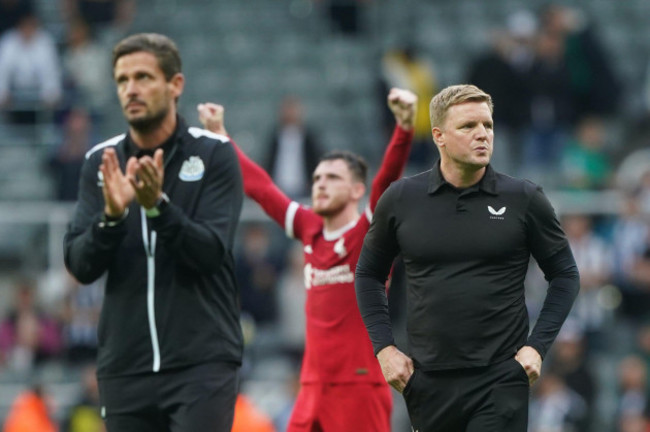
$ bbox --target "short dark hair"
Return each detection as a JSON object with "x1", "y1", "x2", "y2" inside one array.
[
  {"x1": 112, "y1": 33, "x2": 182, "y2": 81},
  {"x1": 319, "y1": 150, "x2": 368, "y2": 185}
]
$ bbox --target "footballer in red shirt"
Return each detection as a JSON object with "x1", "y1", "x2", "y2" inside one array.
[{"x1": 198, "y1": 89, "x2": 416, "y2": 432}]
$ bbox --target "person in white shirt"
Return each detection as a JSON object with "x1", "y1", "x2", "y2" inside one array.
[{"x1": 0, "y1": 11, "x2": 62, "y2": 123}]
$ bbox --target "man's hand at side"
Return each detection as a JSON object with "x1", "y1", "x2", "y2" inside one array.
[
  {"x1": 515, "y1": 345, "x2": 542, "y2": 386},
  {"x1": 376, "y1": 345, "x2": 414, "y2": 393}
]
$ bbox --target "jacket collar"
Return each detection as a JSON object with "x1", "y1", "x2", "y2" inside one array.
[
  {"x1": 427, "y1": 160, "x2": 498, "y2": 196},
  {"x1": 123, "y1": 115, "x2": 186, "y2": 161}
]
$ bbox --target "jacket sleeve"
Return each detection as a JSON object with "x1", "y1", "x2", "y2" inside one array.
[
  {"x1": 149, "y1": 141, "x2": 243, "y2": 274},
  {"x1": 64, "y1": 152, "x2": 128, "y2": 284},
  {"x1": 368, "y1": 126, "x2": 413, "y2": 212}
]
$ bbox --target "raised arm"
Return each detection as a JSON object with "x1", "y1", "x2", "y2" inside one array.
[
  {"x1": 197, "y1": 103, "x2": 301, "y2": 230},
  {"x1": 369, "y1": 88, "x2": 417, "y2": 211}
]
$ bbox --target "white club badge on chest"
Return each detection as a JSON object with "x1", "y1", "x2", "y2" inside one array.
[
  {"x1": 179, "y1": 156, "x2": 205, "y2": 182},
  {"x1": 334, "y1": 237, "x2": 347, "y2": 258}
]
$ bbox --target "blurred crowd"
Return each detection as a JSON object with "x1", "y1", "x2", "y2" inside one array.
[{"x1": 0, "y1": 0, "x2": 650, "y2": 431}]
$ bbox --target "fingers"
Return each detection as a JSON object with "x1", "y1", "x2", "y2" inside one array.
[
  {"x1": 197, "y1": 103, "x2": 223, "y2": 119},
  {"x1": 378, "y1": 346, "x2": 415, "y2": 393},
  {"x1": 102, "y1": 148, "x2": 119, "y2": 182},
  {"x1": 126, "y1": 156, "x2": 140, "y2": 187},
  {"x1": 126, "y1": 154, "x2": 164, "y2": 209},
  {"x1": 515, "y1": 353, "x2": 541, "y2": 385},
  {"x1": 393, "y1": 366, "x2": 414, "y2": 393},
  {"x1": 197, "y1": 103, "x2": 226, "y2": 134},
  {"x1": 524, "y1": 363, "x2": 541, "y2": 385},
  {"x1": 154, "y1": 148, "x2": 164, "y2": 172},
  {"x1": 137, "y1": 158, "x2": 158, "y2": 187},
  {"x1": 388, "y1": 88, "x2": 417, "y2": 129},
  {"x1": 388, "y1": 88, "x2": 418, "y2": 108}
]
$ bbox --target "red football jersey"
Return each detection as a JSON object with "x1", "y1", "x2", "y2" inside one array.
[{"x1": 232, "y1": 126, "x2": 413, "y2": 383}]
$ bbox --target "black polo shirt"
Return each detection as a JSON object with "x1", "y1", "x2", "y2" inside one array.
[{"x1": 356, "y1": 163, "x2": 577, "y2": 371}]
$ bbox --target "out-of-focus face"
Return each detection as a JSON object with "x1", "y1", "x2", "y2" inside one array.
[
  {"x1": 280, "y1": 98, "x2": 303, "y2": 126},
  {"x1": 434, "y1": 101, "x2": 494, "y2": 171},
  {"x1": 311, "y1": 159, "x2": 360, "y2": 217},
  {"x1": 114, "y1": 51, "x2": 183, "y2": 132},
  {"x1": 18, "y1": 16, "x2": 38, "y2": 40}
]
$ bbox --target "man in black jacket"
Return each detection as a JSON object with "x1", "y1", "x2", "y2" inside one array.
[
  {"x1": 356, "y1": 84, "x2": 579, "y2": 432},
  {"x1": 64, "y1": 33, "x2": 243, "y2": 432}
]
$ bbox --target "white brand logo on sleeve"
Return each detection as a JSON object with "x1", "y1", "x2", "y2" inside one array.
[
  {"x1": 488, "y1": 205, "x2": 506, "y2": 220},
  {"x1": 179, "y1": 156, "x2": 205, "y2": 181},
  {"x1": 97, "y1": 170, "x2": 104, "y2": 187}
]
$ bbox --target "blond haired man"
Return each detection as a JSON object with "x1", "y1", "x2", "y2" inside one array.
[{"x1": 356, "y1": 84, "x2": 579, "y2": 432}]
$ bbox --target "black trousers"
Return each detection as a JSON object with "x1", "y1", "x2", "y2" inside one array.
[
  {"x1": 403, "y1": 358, "x2": 530, "y2": 432},
  {"x1": 98, "y1": 362, "x2": 239, "y2": 432}
]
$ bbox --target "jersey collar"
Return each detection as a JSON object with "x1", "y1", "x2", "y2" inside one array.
[{"x1": 323, "y1": 218, "x2": 358, "y2": 241}]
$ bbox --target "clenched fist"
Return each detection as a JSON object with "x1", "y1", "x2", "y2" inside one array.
[{"x1": 387, "y1": 88, "x2": 418, "y2": 130}]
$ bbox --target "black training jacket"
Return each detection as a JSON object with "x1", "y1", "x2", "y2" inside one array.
[{"x1": 64, "y1": 118, "x2": 244, "y2": 379}]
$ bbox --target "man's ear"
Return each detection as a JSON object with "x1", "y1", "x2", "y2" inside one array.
[
  {"x1": 352, "y1": 182, "x2": 366, "y2": 201},
  {"x1": 432, "y1": 127, "x2": 444, "y2": 148},
  {"x1": 169, "y1": 73, "x2": 185, "y2": 99}
]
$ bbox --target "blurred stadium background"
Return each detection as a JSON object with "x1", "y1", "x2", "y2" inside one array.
[{"x1": 0, "y1": 0, "x2": 649, "y2": 430}]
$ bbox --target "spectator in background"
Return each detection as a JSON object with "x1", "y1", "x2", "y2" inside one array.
[
  {"x1": 545, "y1": 322, "x2": 596, "y2": 431},
  {"x1": 62, "y1": 19, "x2": 112, "y2": 116},
  {"x1": 638, "y1": 170, "x2": 650, "y2": 217},
  {"x1": 265, "y1": 96, "x2": 322, "y2": 200},
  {"x1": 276, "y1": 242, "x2": 306, "y2": 358},
  {"x1": 380, "y1": 45, "x2": 437, "y2": 171},
  {"x1": 560, "y1": 116, "x2": 612, "y2": 190},
  {"x1": 0, "y1": 0, "x2": 33, "y2": 36},
  {"x1": 48, "y1": 108, "x2": 94, "y2": 202},
  {"x1": 61, "y1": 365, "x2": 104, "y2": 432},
  {"x1": 323, "y1": 0, "x2": 363, "y2": 35},
  {"x1": 523, "y1": 26, "x2": 574, "y2": 180},
  {"x1": 636, "y1": 323, "x2": 650, "y2": 385},
  {"x1": 616, "y1": 355, "x2": 649, "y2": 431},
  {"x1": 235, "y1": 223, "x2": 283, "y2": 325},
  {"x1": 528, "y1": 372, "x2": 588, "y2": 432},
  {"x1": 3, "y1": 385, "x2": 57, "y2": 432},
  {"x1": 0, "y1": 11, "x2": 62, "y2": 124},
  {"x1": 630, "y1": 226, "x2": 650, "y2": 305},
  {"x1": 0, "y1": 278, "x2": 62, "y2": 372},
  {"x1": 611, "y1": 192, "x2": 650, "y2": 321},
  {"x1": 467, "y1": 10, "x2": 535, "y2": 173},
  {"x1": 62, "y1": 0, "x2": 134, "y2": 42},
  {"x1": 540, "y1": 4, "x2": 620, "y2": 118},
  {"x1": 60, "y1": 273, "x2": 103, "y2": 364},
  {"x1": 562, "y1": 213, "x2": 613, "y2": 350}
]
